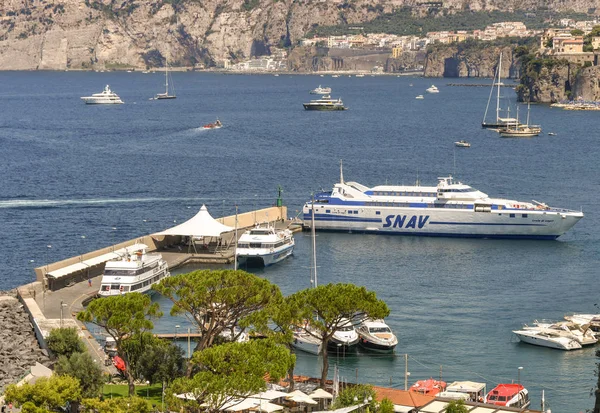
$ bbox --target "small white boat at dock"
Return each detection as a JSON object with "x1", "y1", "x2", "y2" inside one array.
[
  {"x1": 236, "y1": 225, "x2": 294, "y2": 267},
  {"x1": 357, "y1": 318, "x2": 397, "y2": 352}
]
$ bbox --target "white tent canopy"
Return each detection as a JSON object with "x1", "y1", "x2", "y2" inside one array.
[{"x1": 155, "y1": 205, "x2": 233, "y2": 237}]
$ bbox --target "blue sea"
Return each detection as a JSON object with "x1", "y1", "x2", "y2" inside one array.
[{"x1": 1, "y1": 71, "x2": 599, "y2": 412}]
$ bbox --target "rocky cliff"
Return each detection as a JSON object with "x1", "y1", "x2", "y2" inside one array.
[
  {"x1": 518, "y1": 60, "x2": 600, "y2": 102},
  {"x1": 2, "y1": 0, "x2": 600, "y2": 70},
  {"x1": 424, "y1": 45, "x2": 521, "y2": 78}
]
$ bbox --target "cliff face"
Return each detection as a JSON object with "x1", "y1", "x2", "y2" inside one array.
[
  {"x1": 518, "y1": 63, "x2": 600, "y2": 102},
  {"x1": 1, "y1": 0, "x2": 600, "y2": 70},
  {"x1": 424, "y1": 46, "x2": 521, "y2": 78}
]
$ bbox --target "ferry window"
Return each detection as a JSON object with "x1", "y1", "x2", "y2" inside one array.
[
  {"x1": 326, "y1": 210, "x2": 330, "y2": 213},
  {"x1": 348, "y1": 211, "x2": 353, "y2": 214},
  {"x1": 510, "y1": 214, "x2": 516, "y2": 218},
  {"x1": 375, "y1": 211, "x2": 381, "y2": 215},
  {"x1": 122, "y1": 286, "x2": 130, "y2": 292},
  {"x1": 354, "y1": 210, "x2": 358, "y2": 213},
  {"x1": 522, "y1": 214, "x2": 528, "y2": 218}
]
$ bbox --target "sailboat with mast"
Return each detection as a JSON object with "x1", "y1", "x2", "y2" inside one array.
[
  {"x1": 482, "y1": 52, "x2": 519, "y2": 129},
  {"x1": 153, "y1": 59, "x2": 176, "y2": 100},
  {"x1": 498, "y1": 102, "x2": 542, "y2": 137}
]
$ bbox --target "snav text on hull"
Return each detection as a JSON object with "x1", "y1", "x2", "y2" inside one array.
[{"x1": 302, "y1": 165, "x2": 583, "y2": 240}]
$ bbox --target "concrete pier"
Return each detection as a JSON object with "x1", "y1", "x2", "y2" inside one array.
[{"x1": 13, "y1": 206, "x2": 299, "y2": 380}]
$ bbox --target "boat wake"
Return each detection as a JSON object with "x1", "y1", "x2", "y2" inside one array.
[{"x1": 0, "y1": 197, "x2": 207, "y2": 209}]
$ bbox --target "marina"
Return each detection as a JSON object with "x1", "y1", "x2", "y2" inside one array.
[{"x1": 0, "y1": 72, "x2": 598, "y2": 413}]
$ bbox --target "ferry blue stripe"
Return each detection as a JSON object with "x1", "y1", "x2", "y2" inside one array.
[
  {"x1": 305, "y1": 228, "x2": 559, "y2": 240},
  {"x1": 305, "y1": 216, "x2": 546, "y2": 226},
  {"x1": 428, "y1": 221, "x2": 546, "y2": 226}
]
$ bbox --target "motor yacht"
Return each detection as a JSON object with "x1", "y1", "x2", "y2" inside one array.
[
  {"x1": 512, "y1": 329, "x2": 582, "y2": 350},
  {"x1": 310, "y1": 85, "x2": 332, "y2": 94},
  {"x1": 565, "y1": 314, "x2": 600, "y2": 338},
  {"x1": 81, "y1": 85, "x2": 124, "y2": 104},
  {"x1": 415, "y1": 95, "x2": 424, "y2": 100},
  {"x1": 426, "y1": 85, "x2": 439, "y2": 93},
  {"x1": 98, "y1": 246, "x2": 170, "y2": 296},
  {"x1": 328, "y1": 318, "x2": 359, "y2": 350},
  {"x1": 291, "y1": 325, "x2": 322, "y2": 355},
  {"x1": 524, "y1": 320, "x2": 597, "y2": 346},
  {"x1": 356, "y1": 319, "x2": 397, "y2": 352},
  {"x1": 454, "y1": 140, "x2": 470, "y2": 148},
  {"x1": 303, "y1": 95, "x2": 347, "y2": 111},
  {"x1": 484, "y1": 384, "x2": 530, "y2": 409},
  {"x1": 236, "y1": 225, "x2": 294, "y2": 267}
]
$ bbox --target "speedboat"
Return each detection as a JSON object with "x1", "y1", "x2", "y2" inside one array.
[
  {"x1": 484, "y1": 384, "x2": 530, "y2": 408},
  {"x1": 512, "y1": 329, "x2": 582, "y2": 350},
  {"x1": 328, "y1": 318, "x2": 359, "y2": 350},
  {"x1": 302, "y1": 163, "x2": 584, "y2": 239},
  {"x1": 523, "y1": 320, "x2": 597, "y2": 346},
  {"x1": 548, "y1": 132, "x2": 557, "y2": 136},
  {"x1": 81, "y1": 85, "x2": 124, "y2": 104},
  {"x1": 454, "y1": 140, "x2": 470, "y2": 148},
  {"x1": 303, "y1": 95, "x2": 347, "y2": 111},
  {"x1": 236, "y1": 225, "x2": 294, "y2": 267},
  {"x1": 565, "y1": 314, "x2": 600, "y2": 338},
  {"x1": 357, "y1": 319, "x2": 397, "y2": 352},
  {"x1": 203, "y1": 119, "x2": 222, "y2": 129},
  {"x1": 409, "y1": 379, "x2": 446, "y2": 396},
  {"x1": 310, "y1": 85, "x2": 332, "y2": 94},
  {"x1": 415, "y1": 95, "x2": 424, "y2": 100},
  {"x1": 98, "y1": 245, "x2": 170, "y2": 296},
  {"x1": 426, "y1": 85, "x2": 439, "y2": 93}
]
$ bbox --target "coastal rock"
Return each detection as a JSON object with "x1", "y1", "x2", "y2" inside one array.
[
  {"x1": 424, "y1": 45, "x2": 520, "y2": 78},
  {"x1": 1, "y1": 0, "x2": 600, "y2": 70},
  {"x1": 572, "y1": 66, "x2": 600, "y2": 101},
  {"x1": 0, "y1": 294, "x2": 51, "y2": 392}
]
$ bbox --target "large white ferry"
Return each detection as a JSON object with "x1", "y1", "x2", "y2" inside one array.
[
  {"x1": 302, "y1": 167, "x2": 583, "y2": 240},
  {"x1": 98, "y1": 246, "x2": 170, "y2": 296}
]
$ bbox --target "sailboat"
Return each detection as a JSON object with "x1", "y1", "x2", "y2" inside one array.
[
  {"x1": 153, "y1": 59, "x2": 176, "y2": 100},
  {"x1": 482, "y1": 52, "x2": 519, "y2": 129},
  {"x1": 498, "y1": 103, "x2": 542, "y2": 138},
  {"x1": 291, "y1": 195, "x2": 323, "y2": 355}
]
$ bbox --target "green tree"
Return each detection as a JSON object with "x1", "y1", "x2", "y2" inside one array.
[
  {"x1": 81, "y1": 396, "x2": 151, "y2": 413},
  {"x1": 332, "y1": 384, "x2": 376, "y2": 409},
  {"x1": 570, "y1": 29, "x2": 584, "y2": 36},
  {"x1": 378, "y1": 397, "x2": 394, "y2": 413},
  {"x1": 120, "y1": 332, "x2": 185, "y2": 385},
  {"x1": 55, "y1": 351, "x2": 105, "y2": 398},
  {"x1": 46, "y1": 327, "x2": 85, "y2": 358},
  {"x1": 167, "y1": 339, "x2": 295, "y2": 413},
  {"x1": 446, "y1": 399, "x2": 469, "y2": 413},
  {"x1": 153, "y1": 270, "x2": 282, "y2": 361},
  {"x1": 77, "y1": 293, "x2": 162, "y2": 396},
  {"x1": 4, "y1": 375, "x2": 82, "y2": 411},
  {"x1": 290, "y1": 283, "x2": 389, "y2": 387}
]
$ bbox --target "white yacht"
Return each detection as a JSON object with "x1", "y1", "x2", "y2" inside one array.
[
  {"x1": 513, "y1": 329, "x2": 582, "y2": 350},
  {"x1": 292, "y1": 327, "x2": 322, "y2": 355},
  {"x1": 565, "y1": 314, "x2": 600, "y2": 338},
  {"x1": 236, "y1": 225, "x2": 294, "y2": 267},
  {"x1": 302, "y1": 163, "x2": 584, "y2": 240},
  {"x1": 81, "y1": 85, "x2": 124, "y2": 104},
  {"x1": 523, "y1": 320, "x2": 597, "y2": 346},
  {"x1": 303, "y1": 95, "x2": 347, "y2": 111},
  {"x1": 98, "y1": 246, "x2": 170, "y2": 296},
  {"x1": 357, "y1": 319, "x2": 398, "y2": 352},
  {"x1": 310, "y1": 85, "x2": 332, "y2": 94},
  {"x1": 426, "y1": 85, "x2": 439, "y2": 93},
  {"x1": 454, "y1": 140, "x2": 471, "y2": 148},
  {"x1": 329, "y1": 318, "x2": 359, "y2": 350}
]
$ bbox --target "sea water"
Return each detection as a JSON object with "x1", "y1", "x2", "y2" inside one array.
[{"x1": 0, "y1": 71, "x2": 598, "y2": 412}]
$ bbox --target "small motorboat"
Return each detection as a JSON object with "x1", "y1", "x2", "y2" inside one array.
[
  {"x1": 484, "y1": 383, "x2": 530, "y2": 408},
  {"x1": 548, "y1": 132, "x2": 557, "y2": 136},
  {"x1": 409, "y1": 378, "x2": 446, "y2": 396},
  {"x1": 513, "y1": 328, "x2": 582, "y2": 350},
  {"x1": 455, "y1": 140, "x2": 471, "y2": 148},
  {"x1": 426, "y1": 85, "x2": 439, "y2": 93},
  {"x1": 415, "y1": 95, "x2": 424, "y2": 100},
  {"x1": 203, "y1": 119, "x2": 222, "y2": 129},
  {"x1": 357, "y1": 319, "x2": 398, "y2": 352}
]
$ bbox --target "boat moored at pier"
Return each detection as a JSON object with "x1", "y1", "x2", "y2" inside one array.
[
  {"x1": 302, "y1": 164, "x2": 583, "y2": 240},
  {"x1": 484, "y1": 384, "x2": 530, "y2": 409},
  {"x1": 236, "y1": 225, "x2": 295, "y2": 267},
  {"x1": 98, "y1": 245, "x2": 170, "y2": 296}
]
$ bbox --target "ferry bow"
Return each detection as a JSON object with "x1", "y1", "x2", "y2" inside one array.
[{"x1": 302, "y1": 173, "x2": 583, "y2": 240}]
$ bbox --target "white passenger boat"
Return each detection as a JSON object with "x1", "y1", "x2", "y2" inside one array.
[
  {"x1": 302, "y1": 163, "x2": 583, "y2": 240},
  {"x1": 512, "y1": 329, "x2": 582, "y2": 350},
  {"x1": 236, "y1": 225, "x2": 294, "y2": 267},
  {"x1": 81, "y1": 85, "x2": 124, "y2": 104},
  {"x1": 98, "y1": 246, "x2": 170, "y2": 296},
  {"x1": 328, "y1": 318, "x2": 359, "y2": 350},
  {"x1": 357, "y1": 318, "x2": 398, "y2": 352},
  {"x1": 310, "y1": 85, "x2": 332, "y2": 94},
  {"x1": 426, "y1": 85, "x2": 439, "y2": 93},
  {"x1": 303, "y1": 95, "x2": 347, "y2": 111}
]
